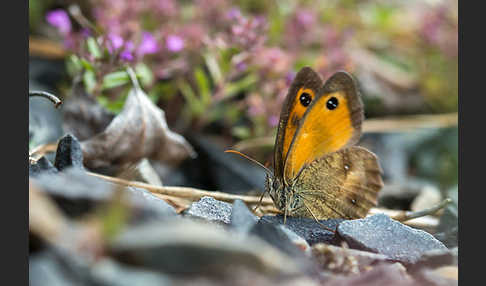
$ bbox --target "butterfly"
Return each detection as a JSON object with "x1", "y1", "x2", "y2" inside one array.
[{"x1": 228, "y1": 67, "x2": 383, "y2": 222}]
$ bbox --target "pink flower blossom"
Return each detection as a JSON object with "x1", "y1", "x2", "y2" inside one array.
[
  {"x1": 268, "y1": 115, "x2": 279, "y2": 127},
  {"x1": 137, "y1": 32, "x2": 159, "y2": 56},
  {"x1": 166, "y1": 35, "x2": 184, "y2": 52},
  {"x1": 120, "y1": 41, "x2": 134, "y2": 61},
  {"x1": 46, "y1": 9, "x2": 71, "y2": 35},
  {"x1": 107, "y1": 34, "x2": 124, "y2": 53}
]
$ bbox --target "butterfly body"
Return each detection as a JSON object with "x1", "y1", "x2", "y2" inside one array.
[{"x1": 266, "y1": 67, "x2": 383, "y2": 220}]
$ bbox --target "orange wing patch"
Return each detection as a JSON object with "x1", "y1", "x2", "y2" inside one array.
[
  {"x1": 281, "y1": 87, "x2": 316, "y2": 163},
  {"x1": 284, "y1": 91, "x2": 356, "y2": 180}
]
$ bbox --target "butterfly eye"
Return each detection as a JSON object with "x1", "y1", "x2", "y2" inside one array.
[
  {"x1": 326, "y1": 97, "x2": 339, "y2": 110},
  {"x1": 299, "y1": 92, "x2": 312, "y2": 107}
]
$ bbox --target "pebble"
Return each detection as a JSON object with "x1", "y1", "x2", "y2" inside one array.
[{"x1": 337, "y1": 214, "x2": 448, "y2": 265}]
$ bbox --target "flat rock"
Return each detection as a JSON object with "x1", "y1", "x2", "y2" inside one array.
[
  {"x1": 32, "y1": 168, "x2": 177, "y2": 219},
  {"x1": 29, "y1": 156, "x2": 58, "y2": 177},
  {"x1": 91, "y1": 258, "x2": 172, "y2": 286},
  {"x1": 230, "y1": 199, "x2": 259, "y2": 234},
  {"x1": 184, "y1": 196, "x2": 233, "y2": 224},
  {"x1": 259, "y1": 215, "x2": 343, "y2": 245},
  {"x1": 312, "y1": 243, "x2": 389, "y2": 275},
  {"x1": 54, "y1": 134, "x2": 84, "y2": 171},
  {"x1": 337, "y1": 214, "x2": 447, "y2": 264},
  {"x1": 249, "y1": 220, "x2": 310, "y2": 259},
  {"x1": 111, "y1": 220, "x2": 307, "y2": 276},
  {"x1": 408, "y1": 248, "x2": 458, "y2": 274}
]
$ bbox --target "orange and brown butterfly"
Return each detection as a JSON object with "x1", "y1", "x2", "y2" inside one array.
[{"x1": 227, "y1": 67, "x2": 383, "y2": 221}]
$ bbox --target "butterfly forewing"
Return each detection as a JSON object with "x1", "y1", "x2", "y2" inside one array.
[
  {"x1": 273, "y1": 67, "x2": 323, "y2": 181},
  {"x1": 283, "y1": 71, "x2": 364, "y2": 181}
]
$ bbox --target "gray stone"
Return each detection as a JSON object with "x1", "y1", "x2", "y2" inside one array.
[
  {"x1": 185, "y1": 196, "x2": 233, "y2": 224},
  {"x1": 54, "y1": 134, "x2": 84, "y2": 171},
  {"x1": 29, "y1": 156, "x2": 58, "y2": 177},
  {"x1": 91, "y1": 259, "x2": 172, "y2": 286},
  {"x1": 337, "y1": 214, "x2": 447, "y2": 264},
  {"x1": 259, "y1": 215, "x2": 343, "y2": 245},
  {"x1": 111, "y1": 220, "x2": 307, "y2": 276},
  {"x1": 29, "y1": 251, "x2": 80, "y2": 286},
  {"x1": 32, "y1": 168, "x2": 176, "y2": 219},
  {"x1": 230, "y1": 199, "x2": 259, "y2": 234}
]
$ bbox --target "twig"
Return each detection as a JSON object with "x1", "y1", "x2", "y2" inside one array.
[
  {"x1": 29, "y1": 142, "x2": 58, "y2": 159},
  {"x1": 29, "y1": 91, "x2": 62, "y2": 108},
  {"x1": 88, "y1": 171, "x2": 439, "y2": 231},
  {"x1": 29, "y1": 36, "x2": 66, "y2": 59},
  {"x1": 389, "y1": 198, "x2": 452, "y2": 222},
  {"x1": 87, "y1": 171, "x2": 275, "y2": 206},
  {"x1": 363, "y1": 113, "x2": 458, "y2": 133}
]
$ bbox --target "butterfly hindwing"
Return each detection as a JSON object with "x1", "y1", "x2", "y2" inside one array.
[{"x1": 293, "y1": 146, "x2": 383, "y2": 220}]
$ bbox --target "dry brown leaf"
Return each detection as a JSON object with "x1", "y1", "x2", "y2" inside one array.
[{"x1": 81, "y1": 75, "x2": 196, "y2": 169}]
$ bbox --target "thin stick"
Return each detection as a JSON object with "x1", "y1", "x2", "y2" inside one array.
[
  {"x1": 87, "y1": 172, "x2": 439, "y2": 231},
  {"x1": 87, "y1": 171, "x2": 275, "y2": 206},
  {"x1": 29, "y1": 91, "x2": 62, "y2": 108},
  {"x1": 390, "y1": 198, "x2": 452, "y2": 222}
]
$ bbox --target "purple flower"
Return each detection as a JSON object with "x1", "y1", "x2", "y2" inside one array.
[
  {"x1": 120, "y1": 41, "x2": 134, "y2": 61},
  {"x1": 81, "y1": 28, "x2": 92, "y2": 38},
  {"x1": 107, "y1": 33, "x2": 124, "y2": 53},
  {"x1": 227, "y1": 7, "x2": 241, "y2": 20},
  {"x1": 268, "y1": 115, "x2": 279, "y2": 127},
  {"x1": 46, "y1": 9, "x2": 71, "y2": 35},
  {"x1": 166, "y1": 35, "x2": 184, "y2": 52},
  {"x1": 137, "y1": 32, "x2": 159, "y2": 56},
  {"x1": 285, "y1": 71, "x2": 296, "y2": 86},
  {"x1": 296, "y1": 10, "x2": 315, "y2": 28},
  {"x1": 235, "y1": 61, "x2": 247, "y2": 72}
]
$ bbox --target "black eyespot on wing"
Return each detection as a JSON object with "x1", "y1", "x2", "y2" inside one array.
[
  {"x1": 299, "y1": 92, "x2": 312, "y2": 107},
  {"x1": 326, "y1": 97, "x2": 338, "y2": 110}
]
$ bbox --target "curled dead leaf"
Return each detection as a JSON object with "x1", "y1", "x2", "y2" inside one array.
[{"x1": 81, "y1": 83, "x2": 196, "y2": 169}]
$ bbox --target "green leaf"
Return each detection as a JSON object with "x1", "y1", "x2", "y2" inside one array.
[
  {"x1": 66, "y1": 54, "x2": 82, "y2": 76},
  {"x1": 231, "y1": 126, "x2": 251, "y2": 139},
  {"x1": 178, "y1": 80, "x2": 204, "y2": 116},
  {"x1": 83, "y1": 70, "x2": 97, "y2": 93},
  {"x1": 86, "y1": 37, "x2": 102, "y2": 59},
  {"x1": 204, "y1": 53, "x2": 223, "y2": 84},
  {"x1": 102, "y1": 70, "x2": 130, "y2": 90},
  {"x1": 135, "y1": 63, "x2": 154, "y2": 87},
  {"x1": 96, "y1": 92, "x2": 128, "y2": 114},
  {"x1": 223, "y1": 73, "x2": 257, "y2": 99},
  {"x1": 194, "y1": 67, "x2": 211, "y2": 106},
  {"x1": 80, "y1": 58, "x2": 94, "y2": 71}
]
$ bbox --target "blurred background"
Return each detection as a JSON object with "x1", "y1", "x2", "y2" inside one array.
[{"x1": 29, "y1": 0, "x2": 458, "y2": 214}]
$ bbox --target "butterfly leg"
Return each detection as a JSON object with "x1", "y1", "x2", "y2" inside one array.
[
  {"x1": 252, "y1": 189, "x2": 267, "y2": 212},
  {"x1": 301, "y1": 200, "x2": 336, "y2": 233}
]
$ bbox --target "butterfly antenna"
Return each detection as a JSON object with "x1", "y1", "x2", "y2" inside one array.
[
  {"x1": 224, "y1": 150, "x2": 273, "y2": 175},
  {"x1": 225, "y1": 149, "x2": 274, "y2": 213}
]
